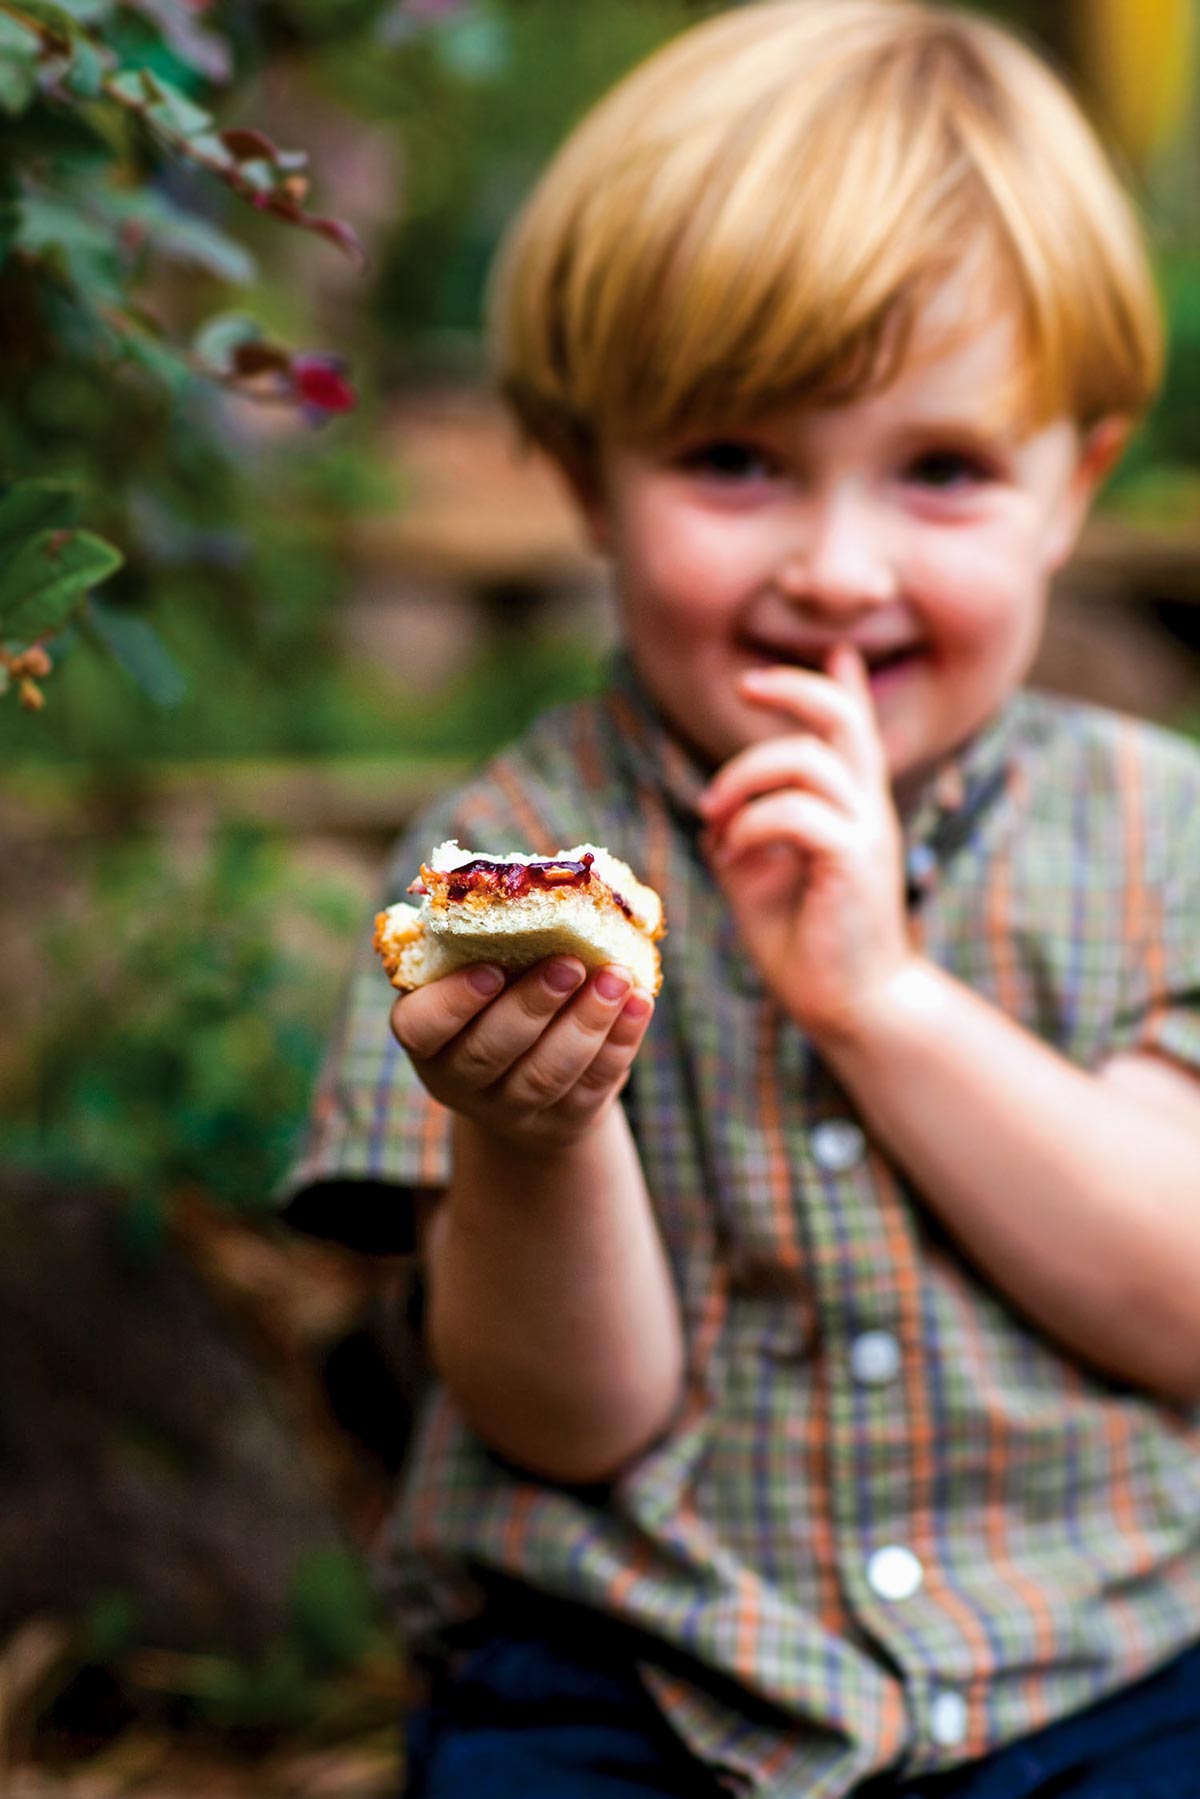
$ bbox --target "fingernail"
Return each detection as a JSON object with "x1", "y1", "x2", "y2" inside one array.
[
  {"x1": 467, "y1": 965, "x2": 504, "y2": 996},
  {"x1": 596, "y1": 967, "x2": 632, "y2": 1001},
  {"x1": 545, "y1": 959, "x2": 585, "y2": 993},
  {"x1": 623, "y1": 992, "x2": 653, "y2": 1023}
]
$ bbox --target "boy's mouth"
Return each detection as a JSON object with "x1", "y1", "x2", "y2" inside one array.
[{"x1": 739, "y1": 638, "x2": 925, "y2": 681}]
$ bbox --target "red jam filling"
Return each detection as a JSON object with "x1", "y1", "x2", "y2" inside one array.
[{"x1": 412, "y1": 852, "x2": 636, "y2": 922}]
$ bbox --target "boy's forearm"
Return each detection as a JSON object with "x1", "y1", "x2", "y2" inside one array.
[
  {"x1": 424, "y1": 1106, "x2": 686, "y2": 1484},
  {"x1": 815, "y1": 960, "x2": 1200, "y2": 1403}
]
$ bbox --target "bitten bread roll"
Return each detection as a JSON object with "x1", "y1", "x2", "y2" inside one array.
[{"x1": 374, "y1": 840, "x2": 665, "y2": 995}]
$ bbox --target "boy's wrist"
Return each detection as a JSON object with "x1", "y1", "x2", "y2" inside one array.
[
  {"x1": 806, "y1": 955, "x2": 955, "y2": 1067},
  {"x1": 448, "y1": 1103, "x2": 637, "y2": 1220}
]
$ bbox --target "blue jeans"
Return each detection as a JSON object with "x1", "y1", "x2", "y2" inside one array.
[{"x1": 403, "y1": 1593, "x2": 1200, "y2": 1797}]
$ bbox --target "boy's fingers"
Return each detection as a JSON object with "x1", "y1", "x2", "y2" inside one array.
[
  {"x1": 429, "y1": 957, "x2": 588, "y2": 1091},
  {"x1": 389, "y1": 964, "x2": 507, "y2": 1061},
  {"x1": 700, "y1": 733, "x2": 860, "y2": 830},
  {"x1": 735, "y1": 661, "x2": 883, "y2": 780},
  {"x1": 558, "y1": 992, "x2": 655, "y2": 1117},
  {"x1": 709, "y1": 789, "x2": 850, "y2": 872},
  {"x1": 497, "y1": 967, "x2": 644, "y2": 1110},
  {"x1": 577, "y1": 992, "x2": 655, "y2": 1085}
]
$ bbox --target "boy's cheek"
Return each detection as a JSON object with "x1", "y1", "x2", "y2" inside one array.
[{"x1": 616, "y1": 489, "x2": 755, "y2": 593}]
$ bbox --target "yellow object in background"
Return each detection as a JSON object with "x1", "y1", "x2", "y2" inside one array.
[{"x1": 1076, "y1": 0, "x2": 1196, "y2": 166}]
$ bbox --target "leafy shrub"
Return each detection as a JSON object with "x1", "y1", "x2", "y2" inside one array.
[
  {"x1": 0, "y1": 0, "x2": 386, "y2": 714},
  {"x1": 0, "y1": 822, "x2": 362, "y2": 1220}
]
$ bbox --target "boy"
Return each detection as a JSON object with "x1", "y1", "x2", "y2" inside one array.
[{"x1": 284, "y1": 3, "x2": 1200, "y2": 1793}]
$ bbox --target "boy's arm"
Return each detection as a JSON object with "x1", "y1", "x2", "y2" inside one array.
[
  {"x1": 815, "y1": 967, "x2": 1200, "y2": 1404},
  {"x1": 703, "y1": 648, "x2": 1200, "y2": 1403},
  {"x1": 393, "y1": 960, "x2": 685, "y2": 1485}
]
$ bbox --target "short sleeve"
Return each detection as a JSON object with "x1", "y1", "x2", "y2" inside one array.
[{"x1": 273, "y1": 794, "x2": 467, "y2": 1250}]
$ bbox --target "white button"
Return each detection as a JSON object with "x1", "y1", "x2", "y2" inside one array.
[
  {"x1": 867, "y1": 1544, "x2": 924, "y2": 1601},
  {"x1": 929, "y1": 1689, "x2": 969, "y2": 1747},
  {"x1": 810, "y1": 1119, "x2": 866, "y2": 1172},
  {"x1": 849, "y1": 1330, "x2": 902, "y2": 1386}
]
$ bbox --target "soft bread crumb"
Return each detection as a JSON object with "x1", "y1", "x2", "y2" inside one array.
[{"x1": 425, "y1": 841, "x2": 663, "y2": 937}]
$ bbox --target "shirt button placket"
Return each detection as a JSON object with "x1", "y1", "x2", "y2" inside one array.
[{"x1": 813, "y1": 1109, "x2": 927, "y2": 1688}]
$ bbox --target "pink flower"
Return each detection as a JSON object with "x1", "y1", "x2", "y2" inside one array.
[{"x1": 291, "y1": 354, "x2": 356, "y2": 418}]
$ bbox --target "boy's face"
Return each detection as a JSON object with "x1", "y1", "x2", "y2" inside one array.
[{"x1": 576, "y1": 302, "x2": 1116, "y2": 801}]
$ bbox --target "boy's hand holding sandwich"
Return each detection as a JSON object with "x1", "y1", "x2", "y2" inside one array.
[
  {"x1": 389, "y1": 956, "x2": 655, "y2": 1156},
  {"x1": 382, "y1": 842, "x2": 662, "y2": 1153}
]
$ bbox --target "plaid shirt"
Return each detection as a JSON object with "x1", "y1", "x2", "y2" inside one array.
[{"x1": 285, "y1": 657, "x2": 1200, "y2": 1797}]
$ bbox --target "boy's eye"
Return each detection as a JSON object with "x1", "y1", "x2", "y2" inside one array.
[
  {"x1": 679, "y1": 440, "x2": 776, "y2": 482},
  {"x1": 904, "y1": 448, "x2": 995, "y2": 491}
]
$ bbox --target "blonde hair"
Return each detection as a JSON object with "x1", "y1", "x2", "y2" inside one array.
[{"x1": 486, "y1": 0, "x2": 1162, "y2": 474}]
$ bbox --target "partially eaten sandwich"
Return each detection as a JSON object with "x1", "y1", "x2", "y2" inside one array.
[{"x1": 374, "y1": 840, "x2": 665, "y2": 996}]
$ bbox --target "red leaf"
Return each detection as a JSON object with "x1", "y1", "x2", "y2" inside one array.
[
  {"x1": 310, "y1": 215, "x2": 368, "y2": 270},
  {"x1": 220, "y1": 126, "x2": 286, "y2": 163}
]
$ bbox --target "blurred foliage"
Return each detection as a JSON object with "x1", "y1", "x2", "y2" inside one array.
[
  {"x1": 0, "y1": 823, "x2": 362, "y2": 1219},
  {"x1": 1106, "y1": 252, "x2": 1200, "y2": 522},
  {"x1": 353, "y1": 0, "x2": 725, "y2": 365},
  {"x1": 30, "y1": 1547, "x2": 403, "y2": 1759},
  {"x1": 132, "y1": 1545, "x2": 391, "y2": 1731},
  {"x1": 0, "y1": 0, "x2": 386, "y2": 712},
  {"x1": 1, "y1": 0, "x2": 715, "y2": 744}
]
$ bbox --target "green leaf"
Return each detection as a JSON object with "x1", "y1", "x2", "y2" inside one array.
[
  {"x1": 106, "y1": 66, "x2": 148, "y2": 104},
  {"x1": 129, "y1": 0, "x2": 230, "y2": 83},
  {"x1": 16, "y1": 192, "x2": 122, "y2": 300},
  {"x1": 0, "y1": 478, "x2": 82, "y2": 558},
  {"x1": 233, "y1": 156, "x2": 274, "y2": 194},
  {"x1": 185, "y1": 130, "x2": 236, "y2": 172},
  {"x1": 0, "y1": 528, "x2": 123, "y2": 642},
  {"x1": 85, "y1": 596, "x2": 187, "y2": 707},
  {"x1": 18, "y1": 0, "x2": 110, "y2": 25},
  {"x1": 139, "y1": 67, "x2": 214, "y2": 138},
  {"x1": 108, "y1": 66, "x2": 216, "y2": 142},
  {"x1": 113, "y1": 312, "x2": 196, "y2": 398},
  {"x1": 0, "y1": 18, "x2": 41, "y2": 117},
  {"x1": 64, "y1": 32, "x2": 106, "y2": 99},
  {"x1": 191, "y1": 310, "x2": 264, "y2": 373},
  {"x1": 289, "y1": 1546, "x2": 377, "y2": 1673},
  {"x1": 109, "y1": 190, "x2": 256, "y2": 284}
]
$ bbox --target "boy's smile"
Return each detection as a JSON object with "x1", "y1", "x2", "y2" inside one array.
[{"x1": 577, "y1": 295, "x2": 1116, "y2": 805}]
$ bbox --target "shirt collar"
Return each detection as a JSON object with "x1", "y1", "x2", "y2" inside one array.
[{"x1": 601, "y1": 649, "x2": 1023, "y2": 905}]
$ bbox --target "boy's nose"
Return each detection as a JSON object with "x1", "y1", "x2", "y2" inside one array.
[{"x1": 777, "y1": 492, "x2": 896, "y2": 614}]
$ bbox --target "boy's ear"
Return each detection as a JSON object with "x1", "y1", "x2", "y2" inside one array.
[{"x1": 1046, "y1": 415, "x2": 1131, "y2": 570}]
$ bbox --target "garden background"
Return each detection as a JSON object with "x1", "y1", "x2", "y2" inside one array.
[{"x1": 2, "y1": 1, "x2": 1198, "y2": 1792}]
